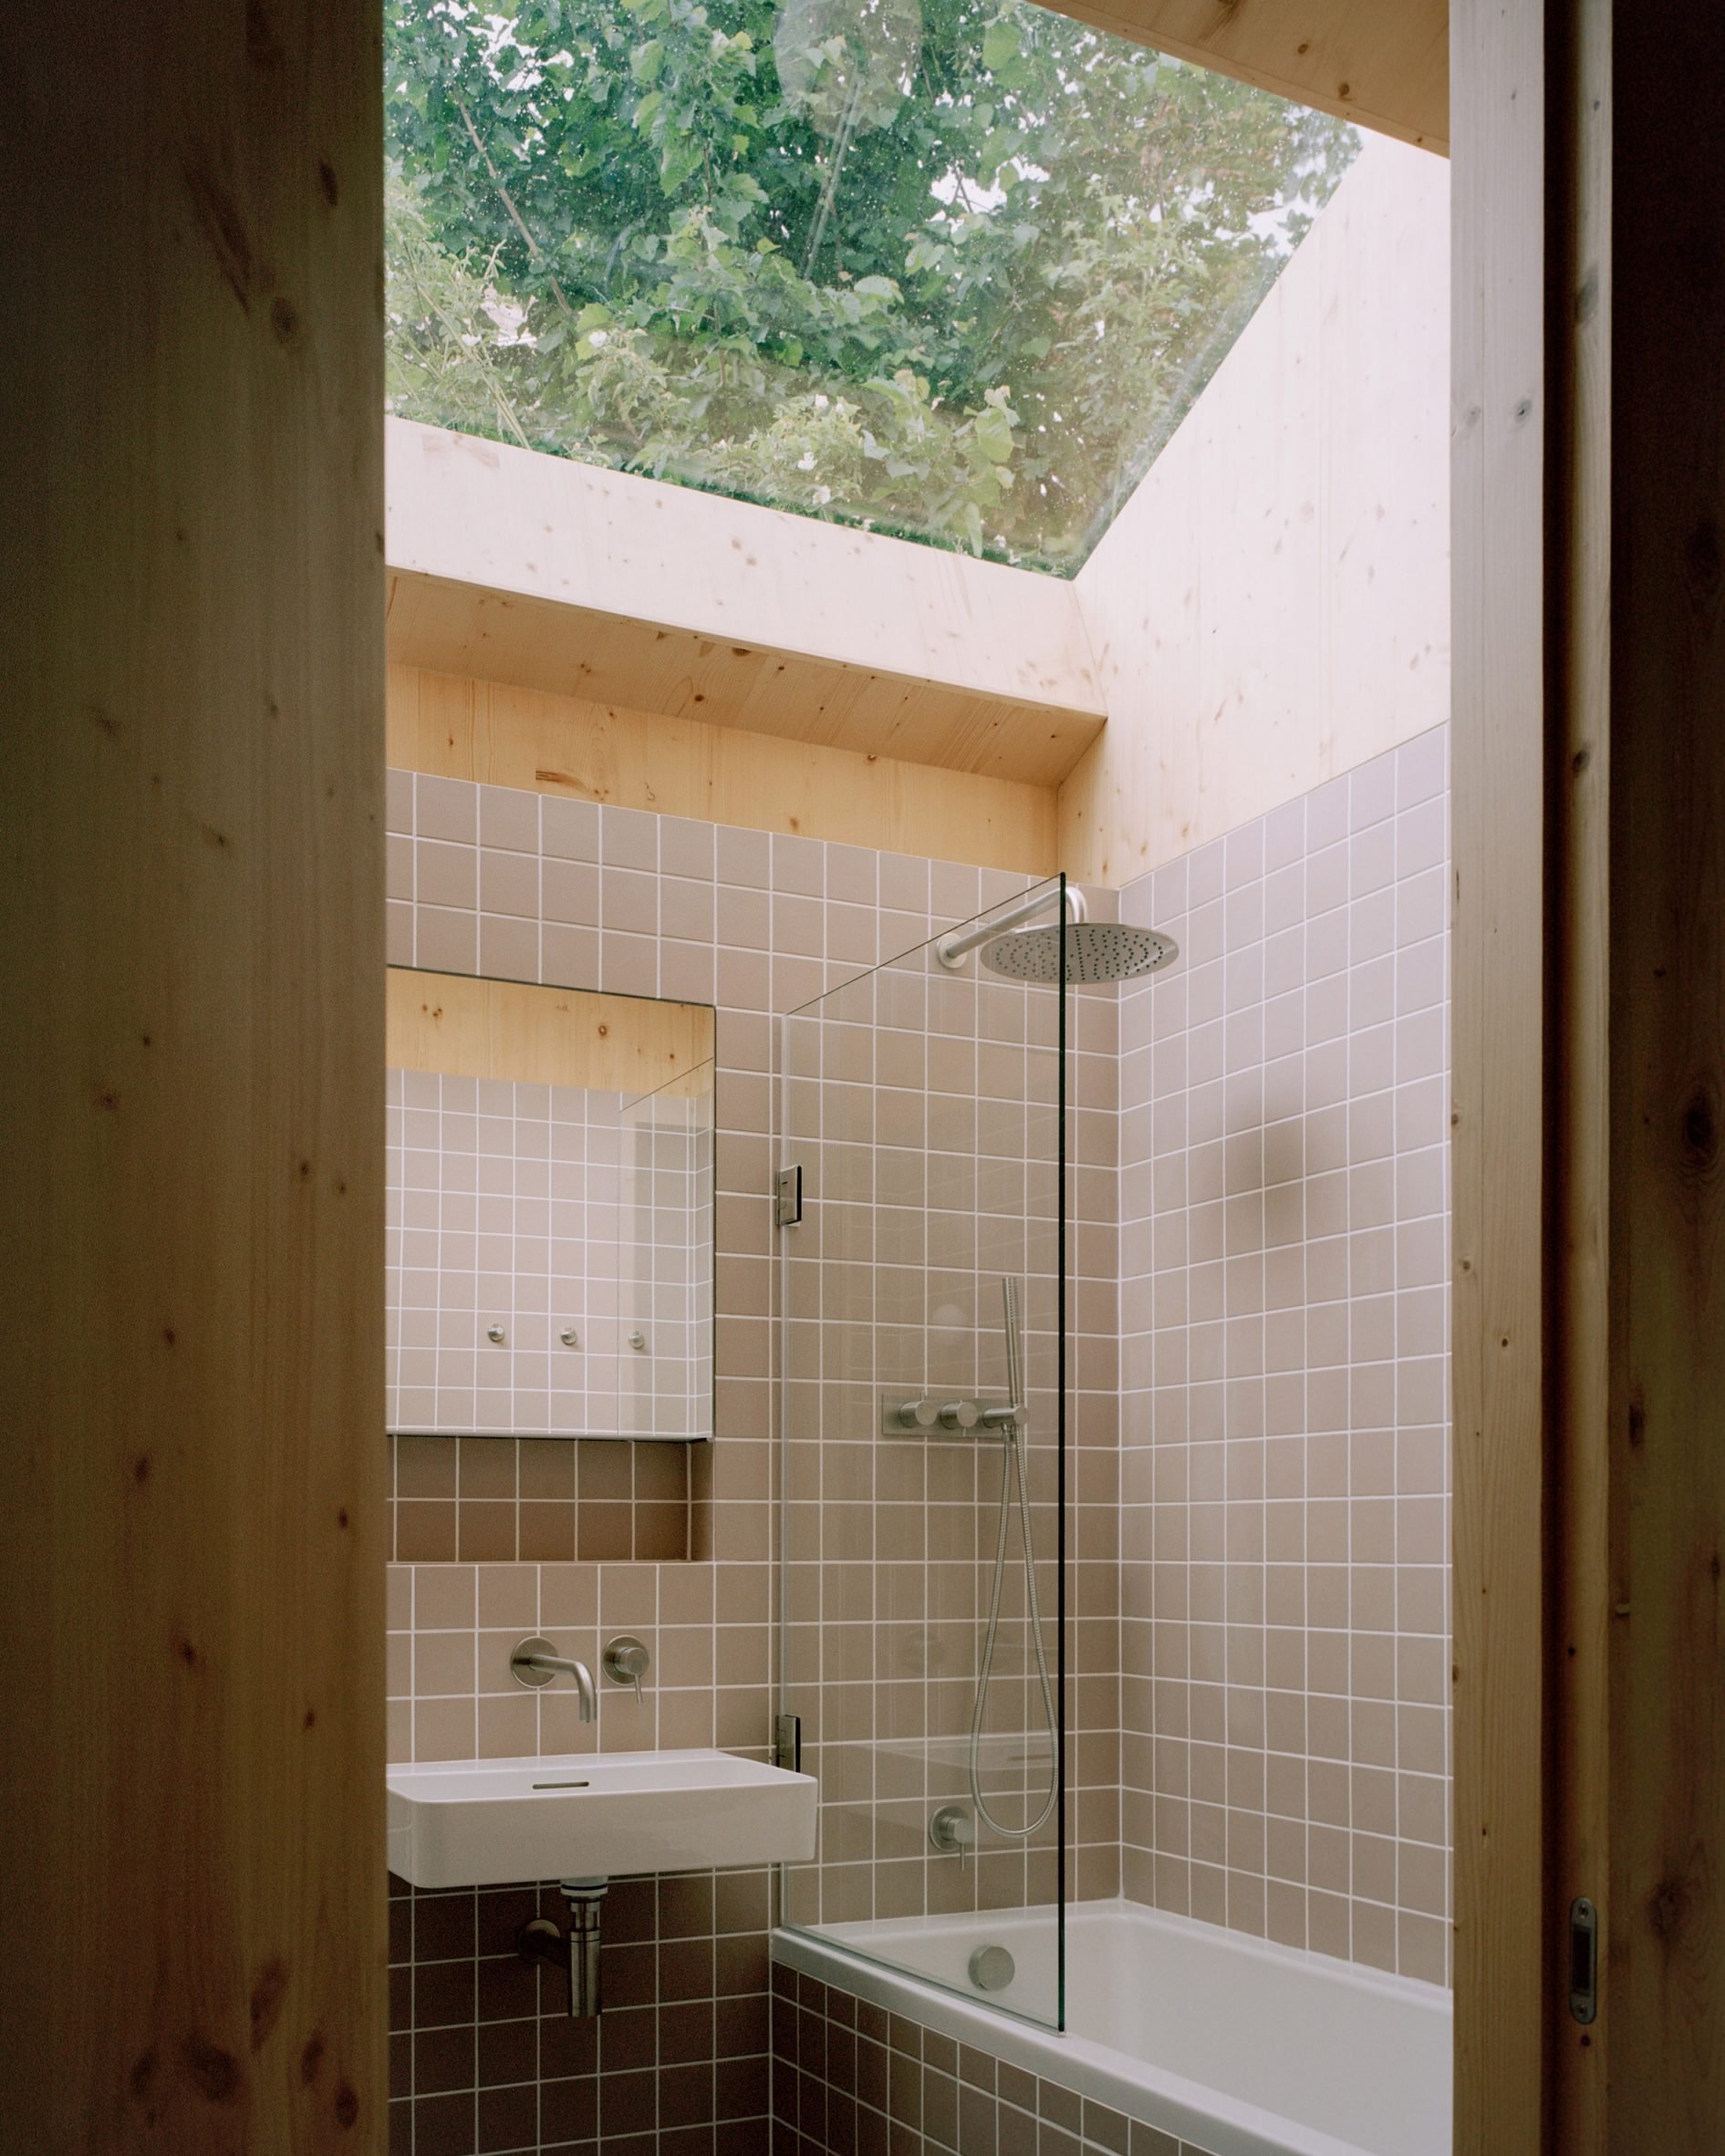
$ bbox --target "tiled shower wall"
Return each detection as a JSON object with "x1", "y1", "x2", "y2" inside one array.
[
  {"x1": 1116, "y1": 725, "x2": 1451, "y2": 1984},
  {"x1": 384, "y1": 762, "x2": 1121, "y2": 2153}
]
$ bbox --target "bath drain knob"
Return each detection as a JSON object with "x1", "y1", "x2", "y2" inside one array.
[{"x1": 968, "y1": 1944, "x2": 1015, "y2": 1994}]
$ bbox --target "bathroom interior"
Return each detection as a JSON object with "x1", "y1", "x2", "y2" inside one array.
[
  {"x1": 19, "y1": 1, "x2": 1724, "y2": 2153},
  {"x1": 379, "y1": 5, "x2": 1450, "y2": 2151}
]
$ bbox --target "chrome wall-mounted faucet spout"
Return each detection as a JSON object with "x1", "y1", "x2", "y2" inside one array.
[{"x1": 510, "y1": 1637, "x2": 598, "y2": 1721}]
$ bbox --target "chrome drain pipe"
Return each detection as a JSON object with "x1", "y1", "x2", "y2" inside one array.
[{"x1": 517, "y1": 1876, "x2": 608, "y2": 2016}]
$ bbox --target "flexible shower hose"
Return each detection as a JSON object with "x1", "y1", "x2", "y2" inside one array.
[{"x1": 968, "y1": 1279, "x2": 1060, "y2": 1841}]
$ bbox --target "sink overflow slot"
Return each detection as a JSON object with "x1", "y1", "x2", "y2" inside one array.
[{"x1": 532, "y1": 1778, "x2": 591, "y2": 1791}]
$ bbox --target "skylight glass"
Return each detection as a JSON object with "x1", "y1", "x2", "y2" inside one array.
[{"x1": 385, "y1": 0, "x2": 1358, "y2": 575}]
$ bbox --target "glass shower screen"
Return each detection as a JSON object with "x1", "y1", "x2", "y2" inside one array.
[{"x1": 776, "y1": 877, "x2": 1069, "y2": 2032}]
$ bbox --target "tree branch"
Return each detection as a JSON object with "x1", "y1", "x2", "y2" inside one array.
[{"x1": 452, "y1": 91, "x2": 576, "y2": 319}]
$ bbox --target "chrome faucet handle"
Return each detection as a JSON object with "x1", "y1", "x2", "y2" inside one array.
[
  {"x1": 939, "y1": 1398, "x2": 982, "y2": 1432},
  {"x1": 511, "y1": 1636, "x2": 598, "y2": 1722},
  {"x1": 930, "y1": 1804, "x2": 974, "y2": 1869},
  {"x1": 601, "y1": 1634, "x2": 649, "y2": 1701}
]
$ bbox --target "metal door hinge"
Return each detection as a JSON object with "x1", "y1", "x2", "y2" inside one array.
[
  {"x1": 1568, "y1": 1896, "x2": 1598, "y2": 2024},
  {"x1": 774, "y1": 1164, "x2": 803, "y2": 1228},
  {"x1": 774, "y1": 1712, "x2": 802, "y2": 1774}
]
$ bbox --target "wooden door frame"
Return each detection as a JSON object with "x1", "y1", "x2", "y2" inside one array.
[{"x1": 1450, "y1": 0, "x2": 1548, "y2": 2143}]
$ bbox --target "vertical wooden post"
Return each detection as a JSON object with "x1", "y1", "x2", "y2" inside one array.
[
  {"x1": 1574, "y1": 4, "x2": 1725, "y2": 2145},
  {"x1": 0, "y1": 5, "x2": 386, "y2": 2150},
  {"x1": 1450, "y1": 0, "x2": 1548, "y2": 2145}
]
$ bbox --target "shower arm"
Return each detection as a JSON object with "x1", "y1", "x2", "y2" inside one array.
[{"x1": 936, "y1": 885, "x2": 1086, "y2": 970}]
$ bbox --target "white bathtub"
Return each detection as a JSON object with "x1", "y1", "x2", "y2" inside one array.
[{"x1": 774, "y1": 1900, "x2": 1450, "y2": 2156}]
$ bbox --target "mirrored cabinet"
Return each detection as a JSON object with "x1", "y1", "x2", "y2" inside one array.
[{"x1": 385, "y1": 967, "x2": 714, "y2": 1442}]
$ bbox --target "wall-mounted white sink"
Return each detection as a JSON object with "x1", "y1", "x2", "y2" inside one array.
[{"x1": 388, "y1": 1748, "x2": 818, "y2": 1888}]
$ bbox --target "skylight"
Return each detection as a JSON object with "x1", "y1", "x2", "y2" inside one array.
[{"x1": 385, "y1": 0, "x2": 1357, "y2": 575}]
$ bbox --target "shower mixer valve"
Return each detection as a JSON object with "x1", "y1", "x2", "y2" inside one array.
[{"x1": 881, "y1": 1391, "x2": 1015, "y2": 1439}]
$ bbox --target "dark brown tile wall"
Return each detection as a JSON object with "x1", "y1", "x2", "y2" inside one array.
[
  {"x1": 392, "y1": 1435, "x2": 691, "y2": 1566},
  {"x1": 390, "y1": 1868, "x2": 774, "y2": 2156},
  {"x1": 766, "y1": 1963, "x2": 1217, "y2": 2156}
]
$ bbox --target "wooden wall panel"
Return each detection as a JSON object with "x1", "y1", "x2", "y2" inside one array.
[
  {"x1": 389, "y1": 663, "x2": 1060, "y2": 876},
  {"x1": 0, "y1": 5, "x2": 386, "y2": 2150},
  {"x1": 1548, "y1": 0, "x2": 1613, "y2": 2143},
  {"x1": 1053, "y1": 0, "x2": 1449, "y2": 152},
  {"x1": 1450, "y1": 0, "x2": 1547, "y2": 2143},
  {"x1": 387, "y1": 969, "x2": 714, "y2": 1097},
  {"x1": 1059, "y1": 136, "x2": 1450, "y2": 884},
  {"x1": 1595, "y1": 4, "x2": 1725, "y2": 2143}
]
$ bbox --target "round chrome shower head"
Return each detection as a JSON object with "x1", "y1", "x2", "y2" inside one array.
[{"x1": 980, "y1": 919, "x2": 1179, "y2": 984}]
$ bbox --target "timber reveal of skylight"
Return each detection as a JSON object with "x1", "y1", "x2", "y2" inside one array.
[{"x1": 385, "y1": 0, "x2": 1358, "y2": 575}]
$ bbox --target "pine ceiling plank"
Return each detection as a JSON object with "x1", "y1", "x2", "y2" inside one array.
[
  {"x1": 385, "y1": 419, "x2": 1107, "y2": 792},
  {"x1": 1054, "y1": 0, "x2": 1448, "y2": 153}
]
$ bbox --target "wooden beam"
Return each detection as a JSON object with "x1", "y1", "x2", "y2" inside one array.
[
  {"x1": 1053, "y1": 0, "x2": 1449, "y2": 154},
  {"x1": 389, "y1": 663, "x2": 1060, "y2": 876},
  {"x1": 1548, "y1": 0, "x2": 1612, "y2": 2143},
  {"x1": 1059, "y1": 137, "x2": 1450, "y2": 883},
  {"x1": 0, "y1": 1, "x2": 385, "y2": 2148},
  {"x1": 1579, "y1": 4, "x2": 1725, "y2": 2145},
  {"x1": 387, "y1": 969, "x2": 714, "y2": 1098},
  {"x1": 1450, "y1": 0, "x2": 1546, "y2": 2143},
  {"x1": 386, "y1": 418, "x2": 1106, "y2": 791}
]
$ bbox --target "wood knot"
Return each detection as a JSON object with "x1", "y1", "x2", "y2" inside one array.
[
  {"x1": 1681, "y1": 1079, "x2": 1720, "y2": 1167},
  {"x1": 1627, "y1": 1394, "x2": 1647, "y2": 1450},
  {"x1": 335, "y1": 2083, "x2": 360, "y2": 2128},
  {"x1": 1648, "y1": 1876, "x2": 1688, "y2": 1942},
  {"x1": 270, "y1": 295, "x2": 302, "y2": 347},
  {"x1": 249, "y1": 1958, "x2": 288, "y2": 2048},
  {"x1": 318, "y1": 161, "x2": 339, "y2": 208},
  {"x1": 129, "y1": 2050, "x2": 160, "y2": 2099},
  {"x1": 245, "y1": 0, "x2": 284, "y2": 66},
  {"x1": 182, "y1": 2037, "x2": 242, "y2": 2103},
  {"x1": 301, "y1": 2032, "x2": 326, "y2": 2082}
]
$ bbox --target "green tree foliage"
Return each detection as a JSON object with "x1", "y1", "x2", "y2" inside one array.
[{"x1": 386, "y1": 0, "x2": 1356, "y2": 572}]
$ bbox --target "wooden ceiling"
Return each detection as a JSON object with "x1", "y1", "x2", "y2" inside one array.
[
  {"x1": 385, "y1": 420, "x2": 1107, "y2": 793},
  {"x1": 1057, "y1": 0, "x2": 1449, "y2": 153},
  {"x1": 386, "y1": 568, "x2": 1105, "y2": 793}
]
